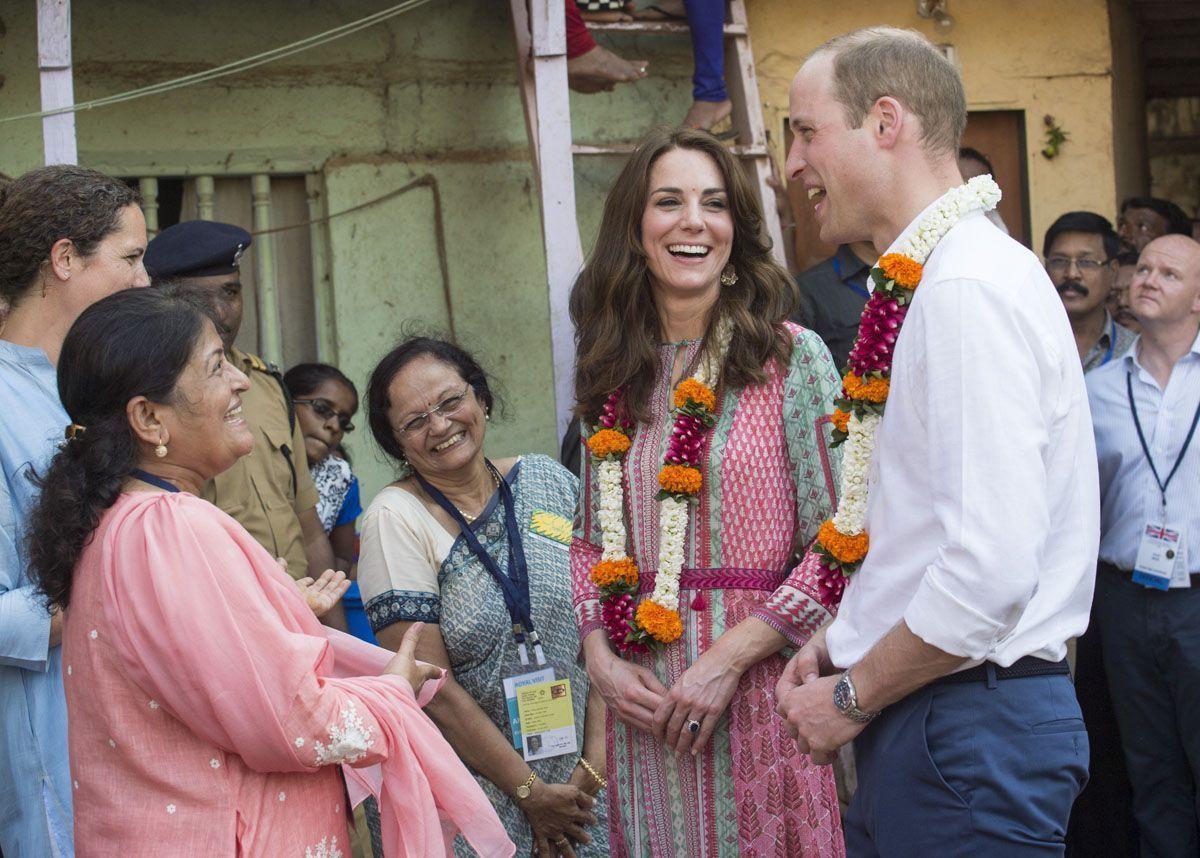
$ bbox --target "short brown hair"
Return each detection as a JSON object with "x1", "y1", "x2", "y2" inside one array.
[
  {"x1": 812, "y1": 26, "x2": 966, "y2": 157},
  {"x1": 570, "y1": 127, "x2": 797, "y2": 424},
  {"x1": 0, "y1": 165, "x2": 140, "y2": 303}
]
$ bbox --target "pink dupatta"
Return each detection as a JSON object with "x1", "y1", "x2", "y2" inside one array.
[{"x1": 98, "y1": 491, "x2": 514, "y2": 857}]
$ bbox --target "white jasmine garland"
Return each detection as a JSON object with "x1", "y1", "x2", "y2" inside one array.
[
  {"x1": 650, "y1": 497, "x2": 689, "y2": 611},
  {"x1": 642, "y1": 316, "x2": 732, "y2": 616},
  {"x1": 820, "y1": 175, "x2": 1001, "y2": 576},
  {"x1": 596, "y1": 460, "x2": 628, "y2": 560},
  {"x1": 831, "y1": 412, "x2": 879, "y2": 535}
]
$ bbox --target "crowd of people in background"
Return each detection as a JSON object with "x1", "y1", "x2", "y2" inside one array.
[{"x1": 2, "y1": 20, "x2": 1200, "y2": 858}]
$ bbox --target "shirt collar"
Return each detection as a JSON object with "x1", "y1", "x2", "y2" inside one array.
[
  {"x1": 1124, "y1": 327, "x2": 1200, "y2": 379},
  {"x1": 0, "y1": 339, "x2": 54, "y2": 370},
  {"x1": 868, "y1": 192, "x2": 970, "y2": 294},
  {"x1": 835, "y1": 244, "x2": 871, "y2": 279}
]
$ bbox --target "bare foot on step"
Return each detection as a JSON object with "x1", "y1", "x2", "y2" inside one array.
[
  {"x1": 568, "y1": 45, "x2": 648, "y2": 93},
  {"x1": 683, "y1": 99, "x2": 733, "y2": 132}
]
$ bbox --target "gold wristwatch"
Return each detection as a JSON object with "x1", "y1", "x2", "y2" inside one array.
[{"x1": 515, "y1": 771, "x2": 538, "y2": 800}]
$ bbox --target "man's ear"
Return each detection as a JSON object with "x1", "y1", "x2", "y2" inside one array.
[
  {"x1": 126, "y1": 396, "x2": 167, "y2": 448},
  {"x1": 872, "y1": 96, "x2": 905, "y2": 150}
]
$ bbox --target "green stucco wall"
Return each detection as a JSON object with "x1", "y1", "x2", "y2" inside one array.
[{"x1": 0, "y1": 0, "x2": 694, "y2": 499}]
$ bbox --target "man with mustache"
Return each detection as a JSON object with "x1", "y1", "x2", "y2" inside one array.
[
  {"x1": 1044, "y1": 211, "x2": 1137, "y2": 372},
  {"x1": 144, "y1": 221, "x2": 342, "y2": 627}
]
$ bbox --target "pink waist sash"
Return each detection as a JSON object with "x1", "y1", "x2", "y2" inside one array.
[{"x1": 641, "y1": 567, "x2": 783, "y2": 593}]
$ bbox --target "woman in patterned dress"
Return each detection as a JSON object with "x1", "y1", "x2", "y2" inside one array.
[
  {"x1": 569, "y1": 128, "x2": 846, "y2": 857},
  {"x1": 357, "y1": 337, "x2": 609, "y2": 857}
]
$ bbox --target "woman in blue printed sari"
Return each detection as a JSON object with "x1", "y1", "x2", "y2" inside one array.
[{"x1": 357, "y1": 337, "x2": 608, "y2": 858}]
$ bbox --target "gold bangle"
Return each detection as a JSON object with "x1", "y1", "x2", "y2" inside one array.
[{"x1": 576, "y1": 757, "x2": 607, "y2": 790}]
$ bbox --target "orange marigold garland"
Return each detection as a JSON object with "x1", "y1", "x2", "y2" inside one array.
[
  {"x1": 590, "y1": 557, "x2": 639, "y2": 589},
  {"x1": 635, "y1": 599, "x2": 684, "y2": 644},
  {"x1": 586, "y1": 428, "x2": 632, "y2": 459},
  {"x1": 658, "y1": 464, "x2": 703, "y2": 496}
]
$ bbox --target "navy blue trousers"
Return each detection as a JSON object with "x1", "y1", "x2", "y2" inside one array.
[
  {"x1": 844, "y1": 672, "x2": 1089, "y2": 857},
  {"x1": 683, "y1": 0, "x2": 726, "y2": 102},
  {"x1": 1094, "y1": 567, "x2": 1200, "y2": 857}
]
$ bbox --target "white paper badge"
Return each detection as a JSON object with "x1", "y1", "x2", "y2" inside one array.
[{"x1": 1133, "y1": 521, "x2": 1182, "y2": 590}]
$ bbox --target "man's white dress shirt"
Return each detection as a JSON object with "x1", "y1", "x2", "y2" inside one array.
[
  {"x1": 827, "y1": 207, "x2": 1100, "y2": 669},
  {"x1": 1086, "y1": 331, "x2": 1200, "y2": 577}
]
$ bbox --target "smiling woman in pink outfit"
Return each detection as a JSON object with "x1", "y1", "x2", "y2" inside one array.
[{"x1": 24, "y1": 288, "x2": 514, "y2": 857}]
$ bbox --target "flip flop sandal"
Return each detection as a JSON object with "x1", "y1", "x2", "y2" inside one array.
[
  {"x1": 577, "y1": 0, "x2": 629, "y2": 10},
  {"x1": 686, "y1": 121, "x2": 739, "y2": 142}
]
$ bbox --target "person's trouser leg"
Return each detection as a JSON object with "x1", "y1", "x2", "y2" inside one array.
[
  {"x1": 848, "y1": 674, "x2": 1088, "y2": 857},
  {"x1": 1096, "y1": 569, "x2": 1200, "y2": 857},
  {"x1": 565, "y1": 0, "x2": 597, "y2": 59},
  {"x1": 1065, "y1": 597, "x2": 1139, "y2": 857},
  {"x1": 682, "y1": 0, "x2": 726, "y2": 101}
]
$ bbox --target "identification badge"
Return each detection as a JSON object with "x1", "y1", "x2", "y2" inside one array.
[
  {"x1": 502, "y1": 667, "x2": 555, "y2": 751},
  {"x1": 1133, "y1": 522, "x2": 1185, "y2": 590},
  {"x1": 515, "y1": 678, "x2": 577, "y2": 761}
]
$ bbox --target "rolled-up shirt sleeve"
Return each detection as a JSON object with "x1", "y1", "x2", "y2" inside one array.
[
  {"x1": 0, "y1": 481, "x2": 51, "y2": 670},
  {"x1": 902, "y1": 276, "x2": 1051, "y2": 659}
]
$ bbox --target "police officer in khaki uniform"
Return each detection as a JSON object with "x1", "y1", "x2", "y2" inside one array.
[{"x1": 144, "y1": 221, "x2": 342, "y2": 625}]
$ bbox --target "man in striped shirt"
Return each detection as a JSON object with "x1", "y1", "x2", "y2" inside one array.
[{"x1": 1085, "y1": 233, "x2": 1200, "y2": 857}]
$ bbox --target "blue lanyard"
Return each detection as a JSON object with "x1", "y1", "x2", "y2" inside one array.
[
  {"x1": 1126, "y1": 370, "x2": 1200, "y2": 512},
  {"x1": 131, "y1": 468, "x2": 180, "y2": 493},
  {"x1": 414, "y1": 461, "x2": 543, "y2": 663},
  {"x1": 832, "y1": 253, "x2": 871, "y2": 300}
]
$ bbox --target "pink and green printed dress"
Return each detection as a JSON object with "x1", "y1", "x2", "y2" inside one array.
[{"x1": 571, "y1": 323, "x2": 846, "y2": 857}]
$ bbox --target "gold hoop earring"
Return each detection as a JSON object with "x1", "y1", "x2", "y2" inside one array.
[
  {"x1": 720, "y1": 267, "x2": 738, "y2": 287},
  {"x1": 155, "y1": 442, "x2": 168, "y2": 458}
]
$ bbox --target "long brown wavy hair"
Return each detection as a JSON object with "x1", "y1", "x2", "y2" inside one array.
[{"x1": 570, "y1": 127, "x2": 798, "y2": 424}]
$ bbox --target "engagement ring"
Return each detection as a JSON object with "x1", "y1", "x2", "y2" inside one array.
[{"x1": 687, "y1": 719, "x2": 701, "y2": 734}]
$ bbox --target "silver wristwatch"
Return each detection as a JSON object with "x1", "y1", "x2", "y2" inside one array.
[{"x1": 833, "y1": 670, "x2": 878, "y2": 723}]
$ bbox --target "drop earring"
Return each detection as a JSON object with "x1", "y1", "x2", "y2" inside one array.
[
  {"x1": 155, "y1": 441, "x2": 168, "y2": 458},
  {"x1": 720, "y1": 266, "x2": 738, "y2": 287}
]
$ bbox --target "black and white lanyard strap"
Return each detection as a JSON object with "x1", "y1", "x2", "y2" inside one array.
[
  {"x1": 1126, "y1": 370, "x2": 1200, "y2": 513},
  {"x1": 415, "y1": 460, "x2": 545, "y2": 666}
]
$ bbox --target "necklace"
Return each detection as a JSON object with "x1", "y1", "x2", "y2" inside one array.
[
  {"x1": 443, "y1": 463, "x2": 500, "y2": 524},
  {"x1": 586, "y1": 316, "x2": 733, "y2": 654},
  {"x1": 810, "y1": 176, "x2": 1002, "y2": 607}
]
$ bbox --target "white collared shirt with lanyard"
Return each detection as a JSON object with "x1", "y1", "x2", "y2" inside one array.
[{"x1": 1090, "y1": 335, "x2": 1200, "y2": 587}]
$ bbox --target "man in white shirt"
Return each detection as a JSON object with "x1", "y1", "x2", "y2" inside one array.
[
  {"x1": 1085, "y1": 234, "x2": 1200, "y2": 857},
  {"x1": 775, "y1": 27, "x2": 1098, "y2": 855}
]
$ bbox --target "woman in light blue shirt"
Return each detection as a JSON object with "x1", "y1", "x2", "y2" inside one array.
[{"x1": 0, "y1": 165, "x2": 148, "y2": 857}]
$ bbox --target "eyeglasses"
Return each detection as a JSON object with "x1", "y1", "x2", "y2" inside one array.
[
  {"x1": 398, "y1": 386, "x2": 471, "y2": 435},
  {"x1": 294, "y1": 398, "x2": 355, "y2": 433},
  {"x1": 1045, "y1": 255, "x2": 1109, "y2": 274}
]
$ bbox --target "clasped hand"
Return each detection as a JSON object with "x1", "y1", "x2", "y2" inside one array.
[
  {"x1": 527, "y1": 778, "x2": 596, "y2": 858},
  {"x1": 587, "y1": 640, "x2": 742, "y2": 755},
  {"x1": 774, "y1": 627, "x2": 865, "y2": 764}
]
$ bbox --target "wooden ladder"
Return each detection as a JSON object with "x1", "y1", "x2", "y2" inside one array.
[{"x1": 510, "y1": 0, "x2": 785, "y2": 437}]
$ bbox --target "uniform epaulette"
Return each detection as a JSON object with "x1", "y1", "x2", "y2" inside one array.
[{"x1": 246, "y1": 352, "x2": 270, "y2": 374}]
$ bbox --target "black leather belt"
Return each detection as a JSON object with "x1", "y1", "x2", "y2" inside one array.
[{"x1": 935, "y1": 656, "x2": 1070, "y2": 686}]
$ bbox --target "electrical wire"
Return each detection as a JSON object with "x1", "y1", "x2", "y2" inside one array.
[
  {"x1": 0, "y1": 0, "x2": 435, "y2": 125},
  {"x1": 248, "y1": 174, "x2": 458, "y2": 342}
]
